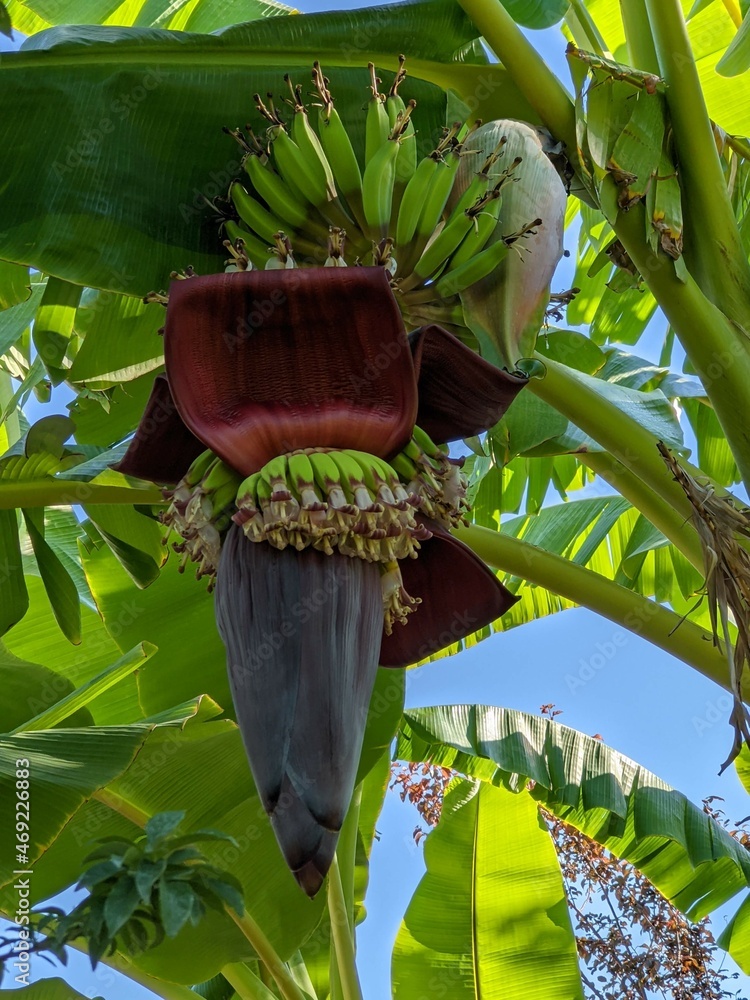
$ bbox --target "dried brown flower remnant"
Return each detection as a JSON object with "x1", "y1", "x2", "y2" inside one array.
[{"x1": 659, "y1": 442, "x2": 750, "y2": 772}]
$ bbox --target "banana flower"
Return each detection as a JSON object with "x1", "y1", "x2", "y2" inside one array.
[{"x1": 116, "y1": 267, "x2": 528, "y2": 894}]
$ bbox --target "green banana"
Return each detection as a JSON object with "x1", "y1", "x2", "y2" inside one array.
[
  {"x1": 223, "y1": 221, "x2": 269, "y2": 270},
  {"x1": 406, "y1": 185, "x2": 504, "y2": 288},
  {"x1": 230, "y1": 180, "x2": 293, "y2": 245},
  {"x1": 344, "y1": 450, "x2": 410, "y2": 511},
  {"x1": 362, "y1": 131, "x2": 401, "y2": 240},
  {"x1": 236, "y1": 472, "x2": 263, "y2": 510},
  {"x1": 255, "y1": 94, "x2": 330, "y2": 207},
  {"x1": 387, "y1": 56, "x2": 418, "y2": 209},
  {"x1": 203, "y1": 458, "x2": 241, "y2": 494},
  {"x1": 210, "y1": 481, "x2": 241, "y2": 516},
  {"x1": 260, "y1": 454, "x2": 290, "y2": 495},
  {"x1": 259, "y1": 92, "x2": 359, "y2": 241},
  {"x1": 413, "y1": 131, "x2": 464, "y2": 242},
  {"x1": 365, "y1": 63, "x2": 390, "y2": 165},
  {"x1": 243, "y1": 150, "x2": 326, "y2": 239},
  {"x1": 363, "y1": 103, "x2": 417, "y2": 239},
  {"x1": 308, "y1": 449, "x2": 355, "y2": 511},
  {"x1": 313, "y1": 62, "x2": 366, "y2": 230},
  {"x1": 451, "y1": 137, "x2": 508, "y2": 215},
  {"x1": 344, "y1": 449, "x2": 385, "y2": 494},
  {"x1": 390, "y1": 451, "x2": 418, "y2": 484},
  {"x1": 255, "y1": 474, "x2": 273, "y2": 507},
  {"x1": 410, "y1": 425, "x2": 442, "y2": 458},
  {"x1": 330, "y1": 450, "x2": 378, "y2": 510},
  {"x1": 443, "y1": 207, "x2": 501, "y2": 272},
  {"x1": 288, "y1": 452, "x2": 324, "y2": 509},
  {"x1": 184, "y1": 449, "x2": 217, "y2": 489},
  {"x1": 396, "y1": 124, "x2": 464, "y2": 275},
  {"x1": 286, "y1": 75, "x2": 338, "y2": 203},
  {"x1": 395, "y1": 155, "x2": 440, "y2": 248}
]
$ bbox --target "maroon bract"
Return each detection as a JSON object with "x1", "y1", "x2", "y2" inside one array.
[
  {"x1": 113, "y1": 375, "x2": 204, "y2": 485},
  {"x1": 164, "y1": 268, "x2": 417, "y2": 476},
  {"x1": 409, "y1": 325, "x2": 529, "y2": 445},
  {"x1": 116, "y1": 268, "x2": 528, "y2": 895},
  {"x1": 380, "y1": 519, "x2": 517, "y2": 668}
]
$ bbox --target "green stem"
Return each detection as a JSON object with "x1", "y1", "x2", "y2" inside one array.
[
  {"x1": 722, "y1": 0, "x2": 742, "y2": 28},
  {"x1": 613, "y1": 203, "x2": 750, "y2": 493},
  {"x1": 455, "y1": 523, "x2": 739, "y2": 694},
  {"x1": 11, "y1": 642, "x2": 157, "y2": 733},
  {"x1": 0, "y1": 480, "x2": 164, "y2": 509},
  {"x1": 222, "y1": 962, "x2": 278, "y2": 1000},
  {"x1": 528, "y1": 354, "x2": 696, "y2": 520},
  {"x1": 619, "y1": 0, "x2": 659, "y2": 72},
  {"x1": 327, "y1": 855, "x2": 364, "y2": 1000},
  {"x1": 229, "y1": 910, "x2": 306, "y2": 1000},
  {"x1": 336, "y1": 784, "x2": 362, "y2": 931},
  {"x1": 456, "y1": 0, "x2": 578, "y2": 156},
  {"x1": 643, "y1": 0, "x2": 750, "y2": 321},
  {"x1": 288, "y1": 951, "x2": 318, "y2": 997},
  {"x1": 567, "y1": 0, "x2": 609, "y2": 56},
  {"x1": 578, "y1": 452, "x2": 703, "y2": 571}
]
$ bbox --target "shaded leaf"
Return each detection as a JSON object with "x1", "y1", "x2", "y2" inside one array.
[
  {"x1": 0, "y1": 640, "x2": 92, "y2": 731},
  {"x1": 0, "y1": 507, "x2": 27, "y2": 636},
  {"x1": 717, "y1": 9, "x2": 750, "y2": 75},
  {"x1": 33, "y1": 276, "x2": 83, "y2": 382},
  {"x1": 0, "y1": 261, "x2": 29, "y2": 310},
  {"x1": 25, "y1": 414, "x2": 76, "y2": 458},
  {"x1": 103, "y1": 872, "x2": 141, "y2": 935},
  {"x1": 159, "y1": 877, "x2": 196, "y2": 937},
  {"x1": 23, "y1": 506, "x2": 82, "y2": 644}
]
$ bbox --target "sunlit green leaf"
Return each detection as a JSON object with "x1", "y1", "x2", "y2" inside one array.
[{"x1": 392, "y1": 779, "x2": 583, "y2": 999}]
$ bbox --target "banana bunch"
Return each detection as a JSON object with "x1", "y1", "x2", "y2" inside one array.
[
  {"x1": 161, "y1": 449, "x2": 243, "y2": 587},
  {"x1": 389, "y1": 426, "x2": 469, "y2": 529},
  {"x1": 219, "y1": 59, "x2": 540, "y2": 327},
  {"x1": 231, "y1": 431, "x2": 468, "y2": 631},
  {"x1": 233, "y1": 448, "x2": 429, "y2": 563}
]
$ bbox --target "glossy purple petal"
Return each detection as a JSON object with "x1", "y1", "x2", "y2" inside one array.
[
  {"x1": 112, "y1": 375, "x2": 205, "y2": 485},
  {"x1": 165, "y1": 269, "x2": 418, "y2": 476},
  {"x1": 409, "y1": 325, "x2": 528, "y2": 444},
  {"x1": 379, "y1": 521, "x2": 518, "y2": 668}
]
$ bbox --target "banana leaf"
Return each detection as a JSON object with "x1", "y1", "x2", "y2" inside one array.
[
  {"x1": 396, "y1": 705, "x2": 750, "y2": 937},
  {"x1": 391, "y1": 778, "x2": 583, "y2": 1000},
  {"x1": 0, "y1": 1, "x2": 537, "y2": 295}
]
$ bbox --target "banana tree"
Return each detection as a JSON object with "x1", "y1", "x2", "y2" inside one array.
[{"x1": 1, "y1": 0, "x2": 750, "y2": 996}]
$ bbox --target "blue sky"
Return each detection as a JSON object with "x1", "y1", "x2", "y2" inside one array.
[{"x1": 3, "y1": 0, "x2": 750, "y2": 996}]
